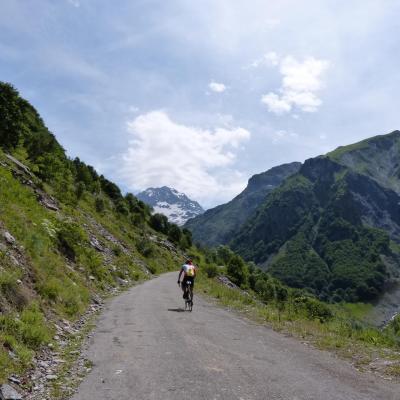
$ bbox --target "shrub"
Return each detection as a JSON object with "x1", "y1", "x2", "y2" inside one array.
[
  {"x1": 168, "y1": 225, "x2": 182, "y2": 244},
  {"x1": 136, "y1": 237, "x2": 154, "y2": 257},
  {"x1": 294, "y1": 296, "x2": 333, "y2": 322},
  {"x1": 204, "y1": 264, "x2": 218, "y2": 278},
  {"x1": 227, "y1": 254, "x2": 248, "y2": 287},
  {"x1": 57, "y1": 220, "x2": 88, "y2": 261},
  {"x1": 95, "y1": 197, "x2": 105, "y2": 213},
  {"x1": 150, "y1": 213, "x2": 169, "y2": 234}
]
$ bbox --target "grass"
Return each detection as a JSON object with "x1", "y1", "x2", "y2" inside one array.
[
  {"x1": 196, "y1": 271, "x2": 400, "y2": 378},
  {"x1": 0, "y1": 303, "x2": 52, "y2": 382}
]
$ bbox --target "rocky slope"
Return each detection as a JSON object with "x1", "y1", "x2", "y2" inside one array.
[
  {"x1": 137, "y1": 186, "x2": 204, "y2": 225},
  {"x1": 185, "y1": 162, "x2": 301, "y2": 246}
]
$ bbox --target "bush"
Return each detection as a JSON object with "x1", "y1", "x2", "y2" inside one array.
[
  {"x1": 294, "y1": 296, "x2": 333, "y2": 322},
  {"x1": 136, "y1": 237, "x2": 154, "y2": 257},
  {"x1": 204, "y1": 264, "x2": 218, "y2": 278},
  {"x1": 150, "y1": 213, "x2": 169, "y2": 234},
  {"x1": 57, "y1": 220, "x2": 87, "y2": 261},
  {"x1": 95, "y1": 197, "x2": 105, "y2": 213},
  {"x1": 168, "y1": 224, "x2": 182, "y2": 244},
  {"x1": 227, "y1": 254, "x2": 248, "y2": 287}
]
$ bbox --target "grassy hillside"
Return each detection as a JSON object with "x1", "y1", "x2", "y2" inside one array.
[
  {"x1": 327, "y1": 130, "x2": 400, "y2": 194},
  {"x1": 0, "y1": 82, "x2": 193, "y2": 383}
]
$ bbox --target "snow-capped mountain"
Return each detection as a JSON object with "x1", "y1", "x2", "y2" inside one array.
[{"x1": 136, "y1": 186, "x2": 204, "y2": 226}]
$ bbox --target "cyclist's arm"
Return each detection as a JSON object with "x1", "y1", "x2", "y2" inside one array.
[{"x1": 178, "y1": 267, "x2": 184, "y2": 282}]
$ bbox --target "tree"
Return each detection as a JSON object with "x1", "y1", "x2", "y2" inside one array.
[
  {"x1": 168, "y1": 224, "x2": 182, "y2": 244},
  {"x1": 227, "y1": 254, "x2": 248, "y2": 287},
  {"x1": 216, "y1": 245, "x2": 234, "y2": 265},
  {"x1": 150, "y1": 213, "x2": 169, "y2": 234},
  {"x1": 0, "y1": 82, "x2": 23, "y2": 150}
]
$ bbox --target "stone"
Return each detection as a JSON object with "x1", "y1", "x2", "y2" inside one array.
[
  {"x1": 9, "y1": 256, "x2": 20, "y2": 266},
  {"x1": 3, "y1": 232, "x2": 15, "y2": 245},
  {"x1": 46, "y1": 374, "x2": 58, "y2": 381},
  {"x1": 6, "y1": 377, "x2": 20, "y2": 386},
  {"x1": 0, "y1": 384, "x2": 23, "y2": 400},
  {"x1": 38, "y1": 360, "x2": 49, "y2": 368},
  {"x1": 116, "y1": 277, "x2": 129, "y2": 286}
]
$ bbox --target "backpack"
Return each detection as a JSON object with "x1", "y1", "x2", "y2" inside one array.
[{"x1": 186, "y1": 264, "x2": 195, "y2": 277}]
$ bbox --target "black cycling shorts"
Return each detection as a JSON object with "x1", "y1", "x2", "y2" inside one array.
[{"x1": 182, "y1": 276, "x2": 195, "y2": 289}]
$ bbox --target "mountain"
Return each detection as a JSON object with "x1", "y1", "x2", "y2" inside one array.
[
  {"x1": 185, "y1": 162, "x2": 301, "y2": 246},
  {"x1": 327, "y1": 130, "x2": 400, "y2": 194},
  {"x1": 136, "y1": 186, "x2": 204, "y2": 225},
  {"x1": 231, "y1": 132, "x2": 400, "y2": 302},
  {"x1": 186, "y1": 130, "x2": 400, "y2": 303}
]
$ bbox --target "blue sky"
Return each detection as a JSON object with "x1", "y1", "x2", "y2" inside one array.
[{"x1": 1, "y1": 0, "x2": 400, "y2": 207}]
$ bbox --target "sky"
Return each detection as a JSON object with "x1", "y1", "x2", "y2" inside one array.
[{"x1": 1, "y1": 0, "x2": 400, "y2": 208}]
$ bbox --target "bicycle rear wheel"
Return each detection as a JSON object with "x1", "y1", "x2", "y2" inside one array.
[{"x1": 188, "y1": 286, "x2": 193, "y2": 311}]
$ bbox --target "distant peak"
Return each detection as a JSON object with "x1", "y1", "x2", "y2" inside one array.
[{"x1": 136, "y1": 186, "x2": 204, "y2": 225}]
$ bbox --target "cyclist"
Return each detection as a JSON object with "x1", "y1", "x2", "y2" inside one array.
[{"x1": 177, "y1": 259, "x2": 197, "y2": 299}]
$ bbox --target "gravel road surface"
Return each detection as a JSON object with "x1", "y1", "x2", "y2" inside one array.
[{"x1": 71, "y1": 272, "x2": 399, "y2": 400}]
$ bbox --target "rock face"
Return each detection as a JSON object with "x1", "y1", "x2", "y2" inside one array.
[
  {"x1": 185, "y1": 162, "x2": 301, "y2": 247},
  {"x1": 136, "y1": 186, "x2": 204, "y2": 226}
]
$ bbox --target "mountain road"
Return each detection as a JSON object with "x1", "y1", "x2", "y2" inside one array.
[{"x1": 71, "y1": 272, "x2": 399, "y2": 400}]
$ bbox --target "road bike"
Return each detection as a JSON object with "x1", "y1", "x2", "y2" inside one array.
[{"x1": 183, "y1": 281, "x2": 193, "y2": 312}]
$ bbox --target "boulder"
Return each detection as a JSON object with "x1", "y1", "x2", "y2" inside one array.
[{"x1": 0, "y1": 384, "x2": 22, "y2": 400}]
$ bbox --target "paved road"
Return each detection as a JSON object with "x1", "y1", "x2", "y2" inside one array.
[{"x1": 71, "y1": 272, "x2": 399, "y2": 400}]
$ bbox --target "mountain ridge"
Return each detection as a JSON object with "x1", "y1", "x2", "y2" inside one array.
[{"x1": 185, "y1": 162, "x2": 301, "y2": 246}]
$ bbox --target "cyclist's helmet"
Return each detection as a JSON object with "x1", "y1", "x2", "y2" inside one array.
[{"x1": 186, "y1": 259, "x2": 192, "y2": 264}]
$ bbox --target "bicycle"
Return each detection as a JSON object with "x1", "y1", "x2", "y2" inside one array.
[{"x1": 182, "y1": 281, "x2": 193, "y2": 312}]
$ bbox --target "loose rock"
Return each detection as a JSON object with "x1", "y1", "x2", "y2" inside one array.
[
  {"x1": 0, "y1": 384, "x2": 23, "y2": 400},
  {"x1": 3, "y1": 231, "x2": 15, "y2": 245}
]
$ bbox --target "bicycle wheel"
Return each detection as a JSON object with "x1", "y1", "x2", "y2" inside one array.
[{"x1": 188, "y1": 286, "x2": 193, "y2": 312}]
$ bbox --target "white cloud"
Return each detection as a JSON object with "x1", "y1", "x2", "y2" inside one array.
[
  {"x1": 251, "y1": 51, "x2": 280, "y2": 68},
  {"x1": 209, "y1": 81, "x2": 227, "y2": 93},
  {"x1": 261, "y1": 56, "x2": 329, "y2": 114},
  {"x1": 67, "y1": 0, "x2": 80, "y2": 7},
  {"x1": 120, "y1": 111, "x2": 250, "y2": 206},
  {"x1": 261, "y1": 93, "x2": 292, "y2": 114},
  {"x1": 271, "y1": 130, "x2": 299, "y2": 144}
]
